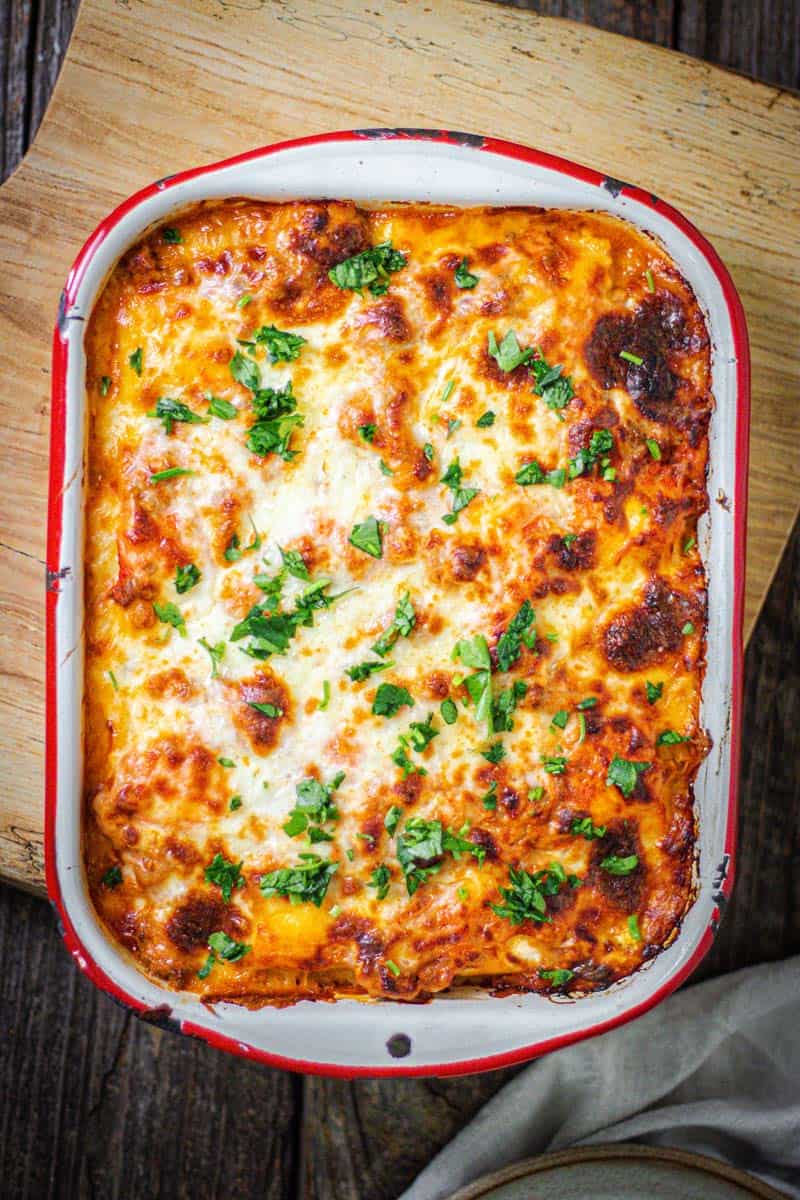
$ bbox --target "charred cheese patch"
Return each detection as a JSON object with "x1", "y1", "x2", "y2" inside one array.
[{"x1": 84, "y1": 201, "x2": 711, "y2": 1005}]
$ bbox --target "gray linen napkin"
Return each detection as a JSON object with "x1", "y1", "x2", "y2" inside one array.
[{"x1": 400, "y1": 956, "x2": 800, "y2": 1199}]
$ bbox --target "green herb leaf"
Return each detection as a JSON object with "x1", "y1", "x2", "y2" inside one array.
[
  {"x1": 99, "y1": 376, "x2": 111, "y2": 396},
  {"x1": 319, "y1": 680, "x2": 331, "y2": 710},
  {"x1": 646, "y1": 438, "x2": 661, "y2": 460},
  {"x1": 359, "y1": 423, "x2": 377, "y2": 443},
  {"x1": 283, "y1": 772, "x2": 344, "y2": 840},
  {"x1": 423, "y1": 442, "x2": 434, "y2": 462},
  {"x1": 372, "y1": 591, "x2": 416, "y2": 657},
  {"x1": 385, "y1": 959, "x2": 401, "y2": 977},
  {"x1": 349, "y1": 516, "x2": 383, "y2": 558},
  {"x1": 495, "y1": 600, "x2": 535, "y2": 672},
  {"x1": 153, "y1": 600, "x2": 186, "y2": 635},
  {"x1": 481, "y1": 741, "x2": 506, "y2": 764},
  {"x1": 369, "y1": 864, "x2": 391, "y2": 900},
  {"x1": 646, "y1": 269, "x2": 655, "y2": 293},
  {"x1": 150, "y1": 466, "x2": 194, "y2": 483},
  {"x1": 577, "y1": 696, "x2": 598, "y2": 710},
  {"x1": 620, "y1": 350, "x2": 644, "y2": 366},
  {"x1": 379, "y1": 459, "x2": 394, "y2": 476},
  {"x1": 250, "y1": 324, "x2": 307, "y2": 363},
  {"x1": 601, "y1": 854, "x2": 639, "y2": 875},
  {"x1": 440, "y1": 698, "x2": 458, "y2": 725},
  {"x1": 606, "y1": 755, "x2": 651, "y2": 797},
  {"x1": 454, "y1": 257, "x2": 479, "y2": 288},
  {"x1": 682, "y1": 622, "x2": 695, "y2": 635},
  {"x1": 236, "y1": 293, "x2": 252, "y2": 308},
  {"x1": 482, "y1": 781, "x2": 498, "y2": 810},
  {"x1": 646, "y1": 681, "x2": 663, "y2": 704},
  {"x1": 175, "y1": 563, "x2": 200, "y2": 594},
  {"x1": 515, "y1": 460, "x2": 544, "y2": 486},
  {"x1": 162, "y1": 227, "x2": 182, "y2": 244},
  {"x1": 207, "y1": 395, "x2": 238, "y2": 420},
  {"x1": 528, "y1": 786, "x2": 544, "y2": 804},
  {"x1": 129, "y1": 347, "x2": 143, "y2": 375},
  {"x1": 328, "y1": 242, "x2": 407, "y2": 295},
  {"x1": 541, "y1": 755, "x2": 567, "y2": 775},
  {"x1": 199, "y1": 638, "x2": 225, "y2": 676},
  {"x1": 248, "y1": 700, "x2": 283, "y2": 719},
  {"x1": 230, "y1": 349, "x2": 261, "y2": 391},
  {"x1": 492, "y1": 679, "x2": 527, "y2": 732},
  {"x1": 570, "y1": 816, "x2": 607, "y2": 840},
  {"x1": 204, "y1": 853, "x2": 244, "y2": 902},
  {"x1": 384, "y1": 805, "x2": 403, "y2": 836},
  {"x1": 530, "y1": 354, "x2": 574, "y2": 412},
  {"x1": 101, "y1": 865, "x2": 122, "y2": 888},
  {"x1": 476, "y1": 410, "x2": 495, "y2": 428},
  {"x1": 395, "y1": 817, "x2": 484, "y2": 896},
  {"x1": 107, "y1": 669, "x2": 119, "y2": 691},
  {"x1": 230, "y1": 795, "x2": 243, "y2": 811},
  {"x1": 260, "y1": 854, "x2": 339, "y2": 906},
  {"x1": 246, "y1": 380, "x2": 304, "y2": 461},
  {"x1": 657, "y1": 729, "x2": 689, "y2": 745},
  {"x1": 628, "y1": 913, "x2": 642, "y2": 940},
  {"x1": 490, "y1": 862, "x2": 574, "y2": 925},
  {"x1": 218, "y1": 757, "x2": 235, "y2": 768},
  {"x1": 488, "y1": 329, "x2": 534, "y2": 372},
  {"x1": 346, "y1": 659, "x2": 393, "y2": 682},
  {"x1": 550, "y1": 709, "x2": 569, "y2": 731},
  {"x1": 539, "y1": 967, "x2": 574, "y2": 986},
  {"x1": 372, "y1": 682, "x2": 414, "y2": 718}
]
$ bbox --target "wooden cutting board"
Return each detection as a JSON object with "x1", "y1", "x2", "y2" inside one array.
[{"x1": 1, "y1": 0, "x2": 797, "y2": 894}]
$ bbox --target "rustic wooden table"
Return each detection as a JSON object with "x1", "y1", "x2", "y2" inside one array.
[{"x1": 0, "y1": 2, "x2": 798, "y2": 1198}]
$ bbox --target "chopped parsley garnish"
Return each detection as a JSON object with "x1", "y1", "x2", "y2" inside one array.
[
  {"x1": 153, "y1": 600, "x2": 186, "y2": 635},
  {"x1": 550, "y1": 709, "x2": 569, "y2": 731},
  {"x1": 379, "y1": 459, "x2": 394, "y2": 476},
  {"x1": 541, "y1": 755, "x2": 567, "y2": 775},
  {"x1": 452, "y1": 634, "x2": 493, "y2": 733},
  {"x1": 319, "y1": 680, "x2": 331, "y2": 710},
  {"x1": 247, "y1": 380, "x2": 304, "y2": 461},
  {"x1": 148, "y1": 397, "x2": 208, "y2": 434},
  {"x1": 129, "y1": 347, "x2": 143, "y2": 375},
  {"x1": 345, "y1": 659, "x2": 393, "y2": 682},
  {"x1": 372, "y1": 682, "x2": 414, "y2": 718},
  {"x1": 385, "y1": 959, "x2": 401, "y2": 977},
  {"x1": 446, "y1": 417, "x2": 462, "y2": 439},
  {"x1": 457, "y1": 885, "x2": 470, "y2": 902},
  {"x1": 372, "y1": 591, "x2": 416, "y2": 657},
  {"x1": 328, "y1": 242, "x2": 406, "y2": 296},
  {"x1": 571, "y1": 816, "x2": 606, "y2": 840},
  {"x1": 406, "y1": 713, "x2": 438, "y2": 752},
  {"x1": 283, "y1": 772, "x2": 345, "y2": 841},
  {"x1": 150, "y1": 466, "x2": 194, "y2": 484},
  {"x1": 476, "y1": 410, "x2": 495, "y2": 427},
  {"x1": 230, "y1": 348, "x2": 261, "y2": 391},
  {"x1": 423, "y1": 442, "x2": 434, "y2": 462},
  {"x1": 207, "y1": 395, "x2": 238, "y2": 420},
  {"x1": 562, "y1": 534, "x2": 578, "y2": 549},
  {"x1": 495, "y1": 600, "x2": 536, "y2": 672},
  {"x1": 276, "y1": 546, "x2": 308, "y2": 580},
  {"x1": 349, "y1": 516, "x2": 383, "y2": 558},
  {"x1": 162, "y1": 227, "x2": 182, "y2": 243},
  {"x1": 395, "y1": 817, "x2": 485, "y2": 895},
  {"x1": 440, "y1": 456, "x2": 479, "y2": 525},
  {"x1": 199, "y1": 637, "x2": 224, "y2": 676},
  {"x1": 601, "y1": 854, "x2": 639, "y2": 875},
  {"x1": 539, "y1": 967, "x2": 574, "y2": 986},
  {"x1": 99, "y1": 376, "x2": 111, "y2": 396},
  {"x1": 101, "y1": 865, "x2": 122, "y2": 888},
  {"x1": 682, "y1": 622, "x2": 695, "y2": 635},
  {"x1": 515, "y1": 460, "x2": 544, "y2": 486},
  {"x1": 225, "y1": 518, "x2": 262, "y2": 562},
  {"x1": 528, "y1": 786, "x2": 544, "y2": 804},
  {"x1": 236, "y1": 293, "x2": 252, "y2": 308},
  {"x1": 218, "y1": 757, "x2": 235, "y2": 768},
  {"x1": 198, "y1": 930, "x2": 251, "y2": 979},
  {"x1": 488, "y1": 329, "x2": 534, "y2": 372},
  {"x1": 175, "y1": 563, "x2": 200, "y2": 593},
  {"x1": 490, "y1": 862, "x2": 576, "y2": 925},
  {"x1": 441, "y1": 380, "x2": 456, "y2": 405},
  {"x1": 259, "y1": 854, "x2": 339, "y2": 906},
  {"x1": 481, "y1": 741, "x2": 506, "y2": 764},
  {"x1": 657, "y1": 729, "x2": 689, "y2": 745},
  {"x1": 247, "y1": 324, "x2": 307, "y2": 363},
  {"x1": 619, "y1": 350, "x2": 644, "y2": 366},
  {"x1": 568, "y1": 428, "x2": 615, "y2": 481},
  {"x1": 248, "y1": 700, "x2": 282, "y2": 719},
  {"x1": 107, "y1": 670, "x2": 119, "y2": 691},
  {"x1": 230, "y1": 796, "x2": 243, "y2": 811},
  {"x1": 359, "y1": 423, "x2": 377, "y2": 443},
  {"x1": 482, "y1": 781, "x2": 498, "y2": 810},
  {"x1": 530, "y1": 353, "x2": 574, "y2": 413},
  {"x1": 369, "y1": 864, "x2": 391, "y2": 900},
  {"x1": 606, "y1": 755, "x2": 651, "y2": 797},
  {"x1": 384, "y1": 805, "x2": 403, "y2": 836},
  {"x1": 454, "y1": 257, "x2": 479, "y2": 288},
  {"x1": 683, "y1": 536, "x2": 696, "y2": 554},
  {"x1": 577, "y1": 696, "x2": 598, "y2": 710},
  {"x1": 628, "y1": 913, "x2": 642, "y2": 940},
  {"x1": 646, "y1": 269, "x2": 655, "y2": 293},
  {"x1": 204, "y1": 853, "x2": 244, "y2": 902},
  {"x1": 646, "y1": 438, "x2": 661, "y2": 460},
  {"x1": 646, "y1": 680, "x2": 663, "y2": 704},
  {"x1": 440, "y1": 698, "x2": 458, "y2": 725},
  {"x1": 492, "y1": 680, "x2": 527, "y2": 733},
  {"x1": 231, "y1": 572, "x2": 348, "y2": 661}
]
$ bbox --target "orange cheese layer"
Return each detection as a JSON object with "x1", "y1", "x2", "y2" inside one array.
[{"x1": 84, "y1": 201, "x2": 711, "y2": 1005}]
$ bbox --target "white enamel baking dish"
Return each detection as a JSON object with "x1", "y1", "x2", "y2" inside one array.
[{"x1": 46, "y1": 130, "x2": 749, "y2": 1077}]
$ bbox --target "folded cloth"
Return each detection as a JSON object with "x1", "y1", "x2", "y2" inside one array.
[{"x1": 400, "y1": 957, "x2": 800, "y2": 1200}]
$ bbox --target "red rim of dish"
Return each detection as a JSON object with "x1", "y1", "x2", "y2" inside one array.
[{"x1": 45, "y1": 128, "x2": 749, "y2": 1078}]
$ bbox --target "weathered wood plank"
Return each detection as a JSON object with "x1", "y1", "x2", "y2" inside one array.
[{"x1": 679, "y1": 0, "x2": 800, "y2": 87}]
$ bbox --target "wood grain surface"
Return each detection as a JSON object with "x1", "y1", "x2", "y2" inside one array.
[
  {"x1": 0, "y1": 0, "x2": 799, "y2": 896},
  {"x1": 0, "y1": 2, "x2": 798, "y2": 1198}
]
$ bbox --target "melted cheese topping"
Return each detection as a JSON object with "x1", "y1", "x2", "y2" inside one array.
[{"x1": 84, "y1": 201, "x2": 711, "y2": 1005}]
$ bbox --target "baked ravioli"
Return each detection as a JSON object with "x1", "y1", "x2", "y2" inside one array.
[{"x1": 84, "y1": 200, "x2": 712, "y2": 1005}]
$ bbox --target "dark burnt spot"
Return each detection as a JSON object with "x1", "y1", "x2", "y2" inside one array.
[
  {"x1": 114, "y1": 911, "x2": 141, "y2": 954},
  {"x1": 290, "y1": 206, "x2": 368, "y2": 269},
  {"x1": 166, "y1": 896, "x2": 224, "y2": 952},
  {"x1": 109, "y1": 566, "x2": 156, "y2": 608},
  {"x1": 165, "y1": 837, "x2": 200, "y2": 866},
  {"x1": 233, "y1": 672, "x2": 290, "y2": 754},
  {"x1": 603, "y1": 577, "x2": 684, "y2": 672},
  {"x1": 128, "y1": 503, "x2": 159, "y2": 545},
  {"x1": 585, "y1": 293, "x2": 706, "y2": 424},
  {"x1": 500, "y1": 787, "x2": 520, "y2": 814},
  {"x1": 451, "y1": 541, "x2": 486, "y2": 581},
  {"x1": 423, "y1": 670, "x2": 451, "y2": 700},
  {"x1": 412, "y1": 450, "x2": 433, "y2": 482},
  {"x1": 546, "y1": 884, "x2": 577, "y2": 916},
  {"x1": 590, "y1": 821, "x2": 644, "y2": 912},
  {"x1": 574, "y1": 923, "x2": 597, "y2": 944},
  {"x1": 479, "y1": 292, "x2": 511, "y2": 317},
  {"x1": 469, "y1": 828, "x2": 498, "y2": 861},
  {"x1": 393, "y1": 773, "x2": 423, "y2": 805},
  {"x1": 248, "y1": 245, "x2": 268, "y2": 262},
  {"x1": 477, "y1": 344, "x2": 531, "y2": 390},
  {"x1": 583, "y1": 711, "x2": 604, "y2": 736},
  {"x1": 476, "y1": 242, "x2": 508, "y2": 266},
  {"x1": 330, "y1": 916, "x2": 384, "y2": 974},
  {"x1": 421, "y1": 268, "x2": 454, "y2": 323},
  {"x1": 114, "y1": 784, "x2": 141, "y2": 816},
  {"x1": 661, "y1": 810, "x2": 695, "y2": 858},
  {"x1": 548, "y1": 530, "x2": 596, "y2": 571},
  {"x1": 354, "y1": 296, "x2": 412, "y2": 343},
  {"x1": 573, "y1": 959, "x2": 614, "y2": 986}
]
